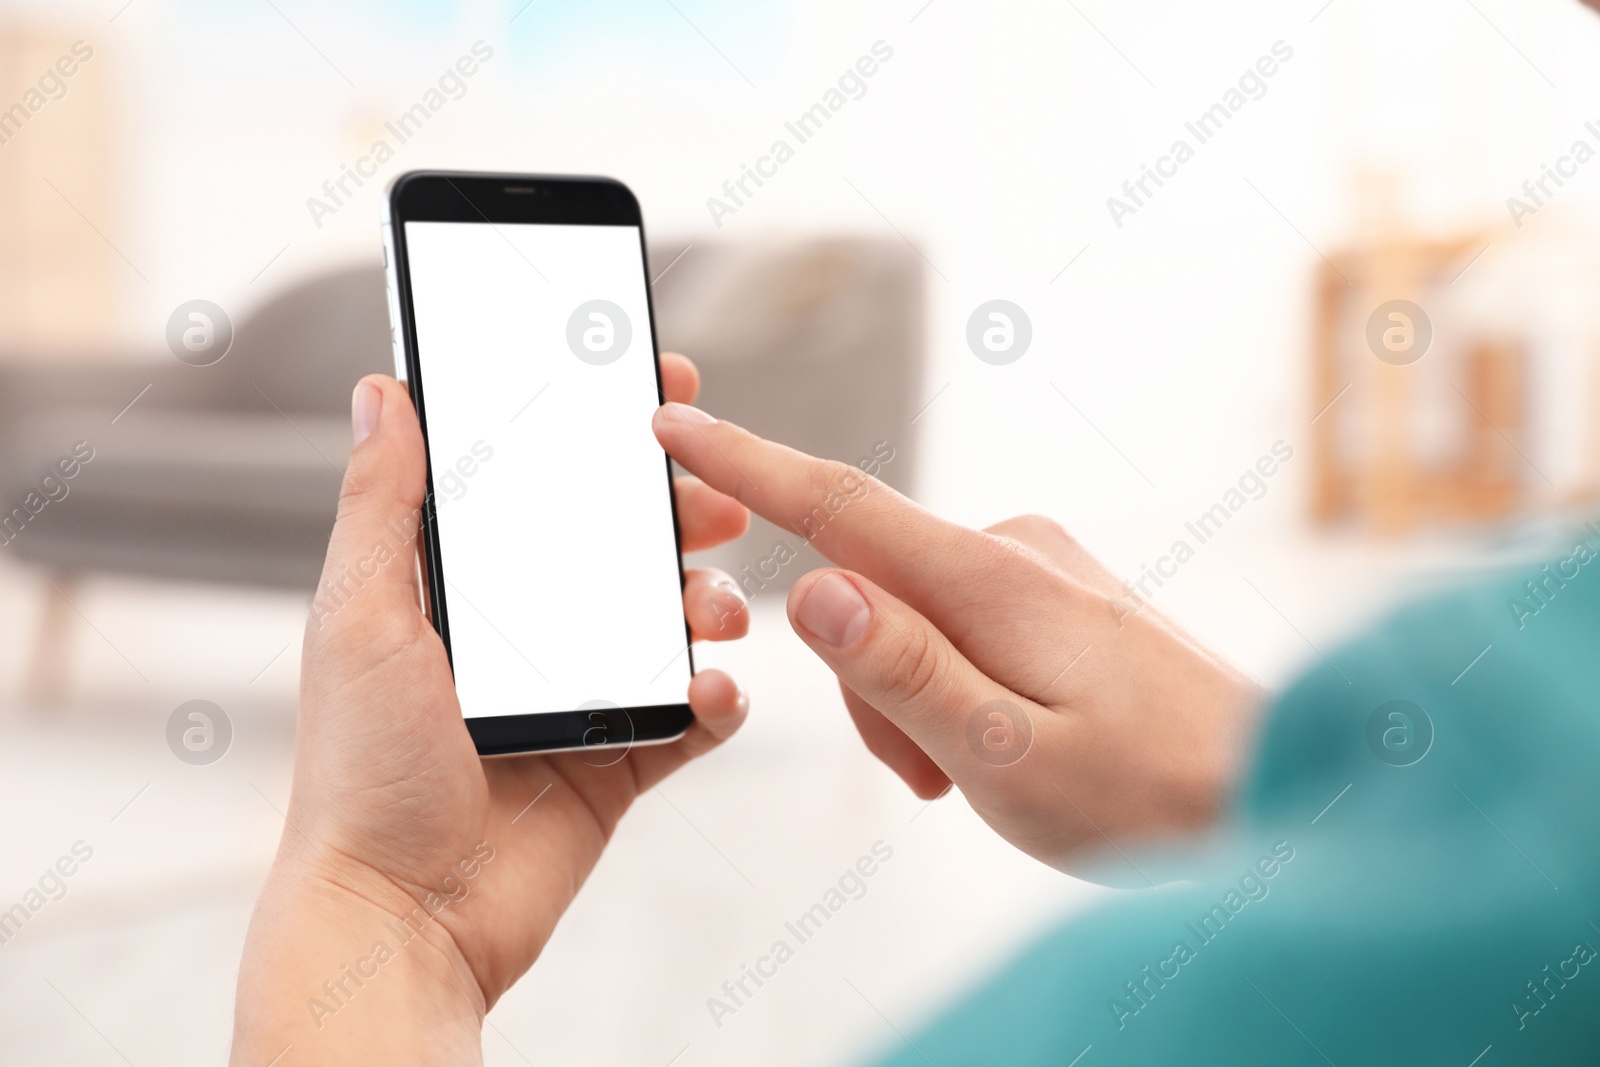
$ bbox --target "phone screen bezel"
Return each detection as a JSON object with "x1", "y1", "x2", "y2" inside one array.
[{"x1": 387, "y1": 170, "x2": 694, "y2": 757}]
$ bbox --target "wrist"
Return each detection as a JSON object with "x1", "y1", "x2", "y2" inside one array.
[{"x1": 231, "y1": 846, "x2": 485, "y2": 1066}]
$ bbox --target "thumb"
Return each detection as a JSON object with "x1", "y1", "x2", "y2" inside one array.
[
  {"x1": 786, "y1": 569, "x2": 1035, "y2": 778},
  {"x1": 309, "y1": 375, "x2": 428, "y2": 631}
]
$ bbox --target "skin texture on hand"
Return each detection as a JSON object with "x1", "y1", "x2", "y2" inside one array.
[
  {"x1": 233, "y1": 354, "x2": 1265, "y2": 1063},
  {"x1": 651, "y1": 403, "x2": 1265, "y2": 878},
  {"x1": 231, "y1": 355, "x2": 751, "y2": 1065}
]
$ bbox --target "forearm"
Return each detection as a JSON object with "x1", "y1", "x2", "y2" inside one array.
[{"x1": 231, "y1": 851, "x2": 485, "y2": 1066}]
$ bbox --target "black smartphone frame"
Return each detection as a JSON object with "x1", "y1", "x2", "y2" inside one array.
[{"x1": 385, "y1": 170, "x2": 694, "y2": 757}]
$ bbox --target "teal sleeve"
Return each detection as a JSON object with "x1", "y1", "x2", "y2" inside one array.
[{"x1": 871, "y1": 547, "x2": 1600, "y2": 1066}]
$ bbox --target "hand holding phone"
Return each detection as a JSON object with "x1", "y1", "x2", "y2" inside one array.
[{"x1": 232, "y1": 356, "x2": 750, "y2": 1064}]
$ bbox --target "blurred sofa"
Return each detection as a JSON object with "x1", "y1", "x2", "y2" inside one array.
[{"x1": 0, "y1": 266, "x2": 380, "y2": 590}]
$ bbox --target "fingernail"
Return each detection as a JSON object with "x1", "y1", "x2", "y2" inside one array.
[
  {"x1": 660, "y1": 402, "x2": 716, "y2": 425},
  {"x1": 795, "y1": 573, "x2": 870, "y2": 647},
  {"x1": 352, "y1": 380, "x2": 382, "y2": 446}
]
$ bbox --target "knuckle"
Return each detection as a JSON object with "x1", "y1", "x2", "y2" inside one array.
[
  {"x1": 790, "y1": 459, "x2": 875, "y2": 537},
  {"x1": 881, "y1": 625, "x2": 948, "y2": 714},
  {"x1": 986, "y1": 513, "x2": 1076, "y2": 550},
  {"x1": 307, "y1": 559, "x2": 421, "y2": 648},
  {"x1": 333, "y1": 464, "x2": 381, "y2": 523},
  {"x1": 307, "y1": 592, "x2": 423, "y2": 663},
  {"x1": 803, "y1": 458, "x2": 865, "y2": 502},
  {"x1": 975, "y1": 528, "x2": 1043, "y2": 572},
  {"x1": 981, "y1": 519, "x2": 1079, "y2": 583}
]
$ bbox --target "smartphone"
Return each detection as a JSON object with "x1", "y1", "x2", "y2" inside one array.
[{"x1": 381, "y1": 171, "x2": 693, "y2": 756}]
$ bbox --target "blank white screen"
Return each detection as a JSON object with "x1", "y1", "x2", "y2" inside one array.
[{"x1": 404, "y1": 220, "x2": 689, "y2": 718}]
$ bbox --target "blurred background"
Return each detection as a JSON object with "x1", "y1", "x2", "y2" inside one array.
[{"x1": 2, "y1": 0, "x2": 1600, "y2": 1062}]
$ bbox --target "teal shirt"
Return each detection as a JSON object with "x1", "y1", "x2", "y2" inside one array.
[{"x1": 874, "y1": 545, "x2": 1600, "y2": 1065}]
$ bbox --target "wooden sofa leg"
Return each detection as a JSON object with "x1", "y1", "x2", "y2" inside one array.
[{"x1": 24, "y1": 573, "x2": 76, "y2": 708}]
